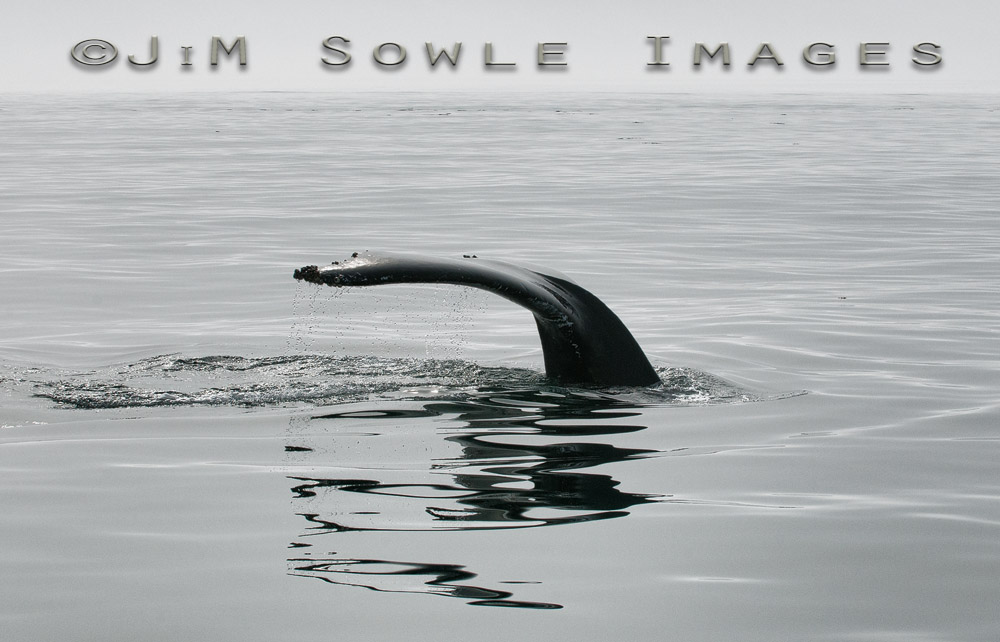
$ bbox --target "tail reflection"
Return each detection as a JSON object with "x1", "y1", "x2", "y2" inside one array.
[
  {"x1": 288, "y1": 556, "x2": 562, "y2": 609},
  {"x1": 287, "y1": 388, "x2": 659, "y2": 608}
]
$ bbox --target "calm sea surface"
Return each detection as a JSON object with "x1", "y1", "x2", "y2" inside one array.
[{"x1": 1, "y1": 93, "x2": 998, "y2": 641}]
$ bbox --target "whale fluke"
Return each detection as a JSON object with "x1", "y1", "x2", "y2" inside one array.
[{"x1": 293, "y1": 252, "x2": 660, "y2": 387}]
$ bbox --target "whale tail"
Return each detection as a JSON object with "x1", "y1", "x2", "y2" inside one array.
[{"x1": 293, "y1": 252, "x2": 661, "y2": 387}]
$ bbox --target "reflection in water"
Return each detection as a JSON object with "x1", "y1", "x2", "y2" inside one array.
[
  {"x1": 288, "y1": 556, "x2": 562, "y2": 609},
  {"x1": 286, "y1": 388, "x2": 660, "y2": 609}
]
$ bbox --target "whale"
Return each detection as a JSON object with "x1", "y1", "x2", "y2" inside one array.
[{"x1": 293, "y1": 252, "x2": 661, "y2": 387}]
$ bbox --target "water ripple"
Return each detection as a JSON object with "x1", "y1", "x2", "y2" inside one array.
[{"x1": 28, "y1": 354, "x2": 762, "y2": 409}]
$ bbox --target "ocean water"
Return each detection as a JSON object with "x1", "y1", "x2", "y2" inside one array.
[{"x1": 1, "y1": 93, "x2": 998, "y2": 641}]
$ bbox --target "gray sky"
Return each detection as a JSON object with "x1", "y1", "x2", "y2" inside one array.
[{"x1": 3, "y1": 0, "x2": 996, "y2": 92}]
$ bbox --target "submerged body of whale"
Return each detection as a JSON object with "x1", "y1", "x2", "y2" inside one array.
[{"x1": 293, "y1": 252, "x2": 661, "y2": 387}]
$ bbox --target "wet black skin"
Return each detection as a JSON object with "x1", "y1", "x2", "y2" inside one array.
[{"x1": 293, "y1": 252, "x2": 660, "y2": 387}]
